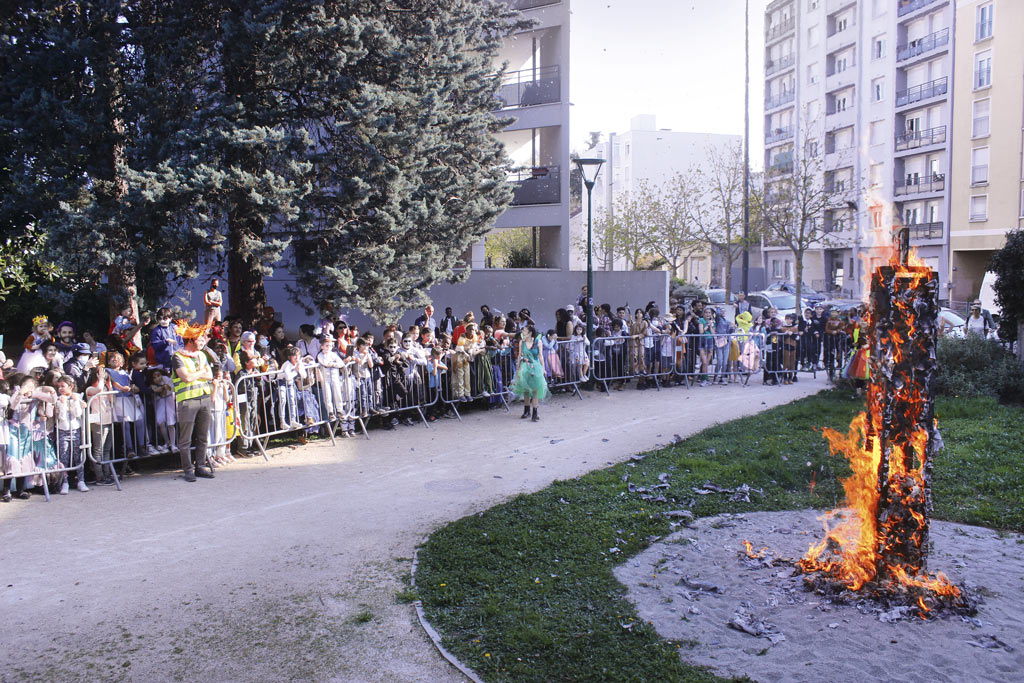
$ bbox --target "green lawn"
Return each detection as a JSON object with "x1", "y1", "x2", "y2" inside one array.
[{"x1": 413, "y1": 391, "x2": 1024, "y2": 682}]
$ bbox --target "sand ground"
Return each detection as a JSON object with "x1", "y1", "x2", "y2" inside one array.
[
  {"x1": 617, "y1": 510, "x2": 1024, "y2": 683},
  {"x1": 0, "y1": 378, "x2": 825, "y2": 682}
]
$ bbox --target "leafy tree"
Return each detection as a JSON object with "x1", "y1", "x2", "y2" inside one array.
[
  {"x1": 638, "y1": 178, "x2": 701, "y2": 280},
  {"x1": 989, "y1": 228, "x2": 1024, "y2": 357}
]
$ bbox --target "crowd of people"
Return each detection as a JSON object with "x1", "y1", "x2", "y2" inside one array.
[{"x1": 1, "y1": 281, "x2": 891, "y2": 500}]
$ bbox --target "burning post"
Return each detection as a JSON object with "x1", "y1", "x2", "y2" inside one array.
[{"x1": 797, "y1": 229, "x2": 974, "y2": 617}]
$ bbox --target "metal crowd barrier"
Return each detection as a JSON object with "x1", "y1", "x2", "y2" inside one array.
[
  {"x1": 589, "y1": 333, "x2": 674, "y2": 393},
  {"x1": 438, "y1": 345, "x2": 512, "y2": 420},
  {"x1": 545, "y1": 339, "x2": 587, "y2": 399},
  {"x1": 672, "y1": 333, "x2": 765, "y2": 386}
]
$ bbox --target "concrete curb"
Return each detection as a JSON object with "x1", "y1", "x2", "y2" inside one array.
[{"x1": 410, "y1": 540, "x2": 484, "y2": 683}]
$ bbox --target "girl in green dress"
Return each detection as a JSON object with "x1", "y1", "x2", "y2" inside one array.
[{"x1": 510, "y1": 325, "x2": 549, "y2": 421}]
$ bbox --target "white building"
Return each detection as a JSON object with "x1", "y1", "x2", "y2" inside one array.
[
  {"x1": 762, "y1": 0, "x2": 953, "y2": 299},
  {"x1": 578, "y1": 114, "x2": 741, "y2": 284}
]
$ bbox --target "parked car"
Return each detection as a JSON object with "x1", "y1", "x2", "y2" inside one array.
[
  {"x1": 765, "y1": 281, "x2": 827, "y2": 303},
  {"x1": 938, "y1": 308, "x2": 966, "y2": 338},
  {"x1": 747, "y1": 291, "x2": 798, "y2": 321},
  {"x1": 703, "y1": 288, "x2": 737, "y2": 305}
]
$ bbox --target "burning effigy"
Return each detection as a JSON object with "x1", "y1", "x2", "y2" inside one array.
[{"x1": 796, "y1": 229, "x2": 976, "y2": 618}]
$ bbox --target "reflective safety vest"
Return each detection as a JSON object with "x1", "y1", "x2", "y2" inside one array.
[{"x1": 172, "y1": 351, "x2": 211, "y2": 402}]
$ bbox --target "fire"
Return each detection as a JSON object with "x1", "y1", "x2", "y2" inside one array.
[
  {"x1": 742, "y1": 540, "x2": 769, "y2": 559},
  {"x1": 798, "y1": 228, "x2": 966, "y2": 612}
]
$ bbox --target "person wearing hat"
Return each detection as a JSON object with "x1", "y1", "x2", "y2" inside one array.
[
  {"x1": 63, "y1": 343, "x2": 98, "y2": 393},
  {"x1": 966, "y1": 300, "x2": 993, "y2": 338},
  {"x1": 231, "y1": 330, "x2": 266, "y2": 458},
  {"x1": 172, "y1": 320, "x2": 216, "y2": 481}
]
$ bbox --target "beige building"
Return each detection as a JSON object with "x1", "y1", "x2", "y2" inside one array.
[{"x1": 948, "y1": 0, "x2": 1023, "y2": 304}]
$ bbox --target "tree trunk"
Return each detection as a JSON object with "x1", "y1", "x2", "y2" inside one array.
[
  {"x1": 794, "y1": 251, "x2": 804, "y2": 312},
  {"x1": 723, "y1": 248, "x2": 734, "y2": 299},
  {"x1": 228, "y1": 235, "x2": 266, "y2": 326},
  {"x1": 1018, "y1": 321, "x2": 1024, "y2": 363}
]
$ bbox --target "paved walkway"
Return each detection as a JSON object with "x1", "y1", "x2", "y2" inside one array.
[{"x1": 0, "y1": 377, "x2": 828, "y2": 682}]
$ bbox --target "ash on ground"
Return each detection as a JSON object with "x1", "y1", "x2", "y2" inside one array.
[{"x1": 615, "y1": 510, "x2": 1024, "y2": 683}]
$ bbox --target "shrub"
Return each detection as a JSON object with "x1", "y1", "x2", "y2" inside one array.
[
  {"x1": 933, "y1": 334, "x2": 1024, "y2": 404},
  {"x1": 669, "y1": 281, "x2": 706, "y2": 303}
]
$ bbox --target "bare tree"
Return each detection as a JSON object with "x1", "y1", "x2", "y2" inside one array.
[
  {"x1": 753, "y1": 135, "x2": 841, "y2": 311},
  {"x1": 688, "y1": 142, "x2": 760, "y2": 299},
  {"x1": 643, "y1": 176, "x2": 703, "y2": 279}
]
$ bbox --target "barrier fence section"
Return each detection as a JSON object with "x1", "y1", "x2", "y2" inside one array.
[
  {"x1": 233, "y1": 361, "x2": 348, "y2": 455},
  {"x1": 590, "y1": 334, "x2": 674, "y2": 393},
  {"x1": 671, "y1": 333, "x2": 765, "y2": 386},
  {"x1": 546, "y1": 339, "x2": 587, "y2": 399},
  {"x1": 439, "y1": 345, "x2": 512, "y2": 420}
]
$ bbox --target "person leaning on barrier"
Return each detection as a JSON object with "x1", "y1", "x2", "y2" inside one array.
[{"x1": 172, "y1": 320, "x2": 215, "y2": 482}]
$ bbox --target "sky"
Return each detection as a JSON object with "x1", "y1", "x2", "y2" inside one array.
[{"x1": 569, "y1": 0, "x2": 769, "y2": 167}]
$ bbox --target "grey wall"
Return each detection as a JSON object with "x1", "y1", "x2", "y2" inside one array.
[{"x1": 184, "y1": 269, "x2": 669, "y2": 336}]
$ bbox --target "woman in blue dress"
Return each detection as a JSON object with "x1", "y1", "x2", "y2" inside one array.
[{"x1": 509, "y1": 325, "x2": 549, "y2": 422}]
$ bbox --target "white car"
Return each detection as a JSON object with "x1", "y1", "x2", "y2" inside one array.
[
  {"x1": 747, "y1": 291, "x2": 798, "y2": 321},
  {"x1": 938, "y1": 308, "x2": 966, "y2": 338}
]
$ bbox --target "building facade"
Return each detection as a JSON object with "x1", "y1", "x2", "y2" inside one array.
[
  {"x1": 762, "y1": 0, "x2": 957, "y2": 299},
  {"x1": 948, "y1": 0, "x2": 1022, "y2": 304},
  {"x1": 580, "y1": 115, "x2": 741, "y2": 285}
]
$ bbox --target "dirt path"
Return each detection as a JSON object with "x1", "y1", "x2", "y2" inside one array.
[{"x1": 0, "y1": 378, "x2": 827, "y2": 682}]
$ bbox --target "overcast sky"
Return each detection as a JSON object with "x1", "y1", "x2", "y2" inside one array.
[{"x1": 569, "y1": 0, "x2": 768, "y2": 167}]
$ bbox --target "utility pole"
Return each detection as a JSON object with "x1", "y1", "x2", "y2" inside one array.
[{"x1": 742, "y1": 0, "x2": 751, "y2": 295}]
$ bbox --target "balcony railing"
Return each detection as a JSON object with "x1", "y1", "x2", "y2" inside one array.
[
  {"x1": 894, "y1": 172, "x2": 945, "y2": 196},
  {"x1": 826, "y1": 60, "x2": 855, "y2": 78},
  {"x1": 907, "y1": 221, "x2": 943, "y2": 240},
  {"x1": 975, "y1": 66, "x2": 991, "y2": 89},
  {"x1": 765, "y1": 125, "x2": 795, "y2": 145},
  {"x1": 765, "y1": 53, "x2": 795, "y2": 76},
  {"x1": 765, "y1": 91, "x2": 795, "y2": 109},
  {"x1": 768, "y1": 155, "x2": 794, "y2": 175},
  {"x1": 972, "y1": 116, "x2": 990, "y2": 137},
  {"x1": 508, "y1": 166, "x2": 560, "y2": 206},
  {"x1": 493, "y1": 65, "x2": 560, "y2": 110},
  {"x1": 898, "y1": 0, "x2": 941, "y2": 18},
  {"x1": 896, "y1": 28, "x2": 949, "y2": 62},
  {"x1": 507, "y1": 0, "x2": 560, "y2": 10},
  {"x1": 976, "y1": 19, "x2": 993, "y2": 41},
  {"x1": 826, "y1": 104, "x2": 851, "y2": 116},
  {"x1": 895, "y1": 76, "x2": 948, "y2": 107},
  {"x1": 766, "y1": 16, "x2": 796, "y2": 41},
  {"x1": 895, "y1": 125, "x2": 946, "y2": 151},
  {"x1": 971, "y1": 165, "x2": 989, "y2": 185}
]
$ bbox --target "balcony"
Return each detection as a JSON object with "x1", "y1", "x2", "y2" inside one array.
[
  {"x1": 971, "y1": 165, "x2": 989, "y2": 185},
  {"x1": 897, "y1": 0, "x2": 942, "y2": 18},
  {"x1": 896, "y1": 28, "x2": 949, "y2": 63},
  {"x1": 508, "y1": 166, "x2": 560, "y2": 206},
  {"x1": 825, "y1": 62, "x2": 856, "y2": 92},
  {"x1": 894, "y1": 172, "x2": 945, "y2": 196},
  {"x1": 975, "y1": 66, "x2": 991, "y2": 90},
  {"x1": 894, "y1": 125, "x2": 946, "y2": 152},
  {"x1": 494, "y1": 65, "x2": 560, "y2": 110},
  {"x1": 768, "y1": 154, "x2": 794, "y2": 175},
  {"x1": 765, "y1": 125, "x2": 795, "y2": 145},
  {"x1": 765, "y1": 91, "x2": 795, "y2": 110},
  {"x1": 895, "y1": 77, "x2": 947, "y2": 107},
  {"x1": 766, "y1": 16, "x2": 796, "y2": 42},
  {"x1": 907, "y1": 221, "x2": 943, "y2": 240},
  {"x1": 765, "y1": 53, "x2": 795, "y2": 77}
]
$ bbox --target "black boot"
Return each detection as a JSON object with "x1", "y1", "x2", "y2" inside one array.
[
  {"x1": 531, "y1": 407, "x2": 539, "y2": 422},
  {"x1": 521, "y1": 404, "x2": 531, "y2": 419}
]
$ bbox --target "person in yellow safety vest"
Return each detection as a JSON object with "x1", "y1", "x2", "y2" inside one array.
[{"x1": 172, "y1": 319, "x2": 215, "y2": 482}]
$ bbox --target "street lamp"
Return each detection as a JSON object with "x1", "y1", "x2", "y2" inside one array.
[{"x1": 574, "y1": 157, "x2": 605, "y2": 352}]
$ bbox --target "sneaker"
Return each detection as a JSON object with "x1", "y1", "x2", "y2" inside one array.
[
  {"x1": 195, "y1": 467, "x2": 215, "y2": 479},
  {"x1": 59, "y1": 481, "x2": 70, "y2": 495},
  {"x1": 77, "y1": 480, "x2": 89, "y2": 492},
  {"x1": 1, "y1": 492, "x2": 10, "y2": 502},
  {"x1": 339, "y1": 431, "x2": 350, "y2": 438},
  {"x1": 346, "y1": 430, "x2": 356, "y2": 437},
  {"x1": 401, "y1": 417, "x2": 415, "y2": 426},
  {"x1": 699, "y1": 380, "x2": 710, "y2": 387},
  {"x1": 481, "y1": 391, "x2": 490, "y2": 397},
  {"x1": 96, "y1": 477, "x2": 116, "y2": 486},
  {"x1": 289, "y1": 421, "x2": 303, "y2": 430}
]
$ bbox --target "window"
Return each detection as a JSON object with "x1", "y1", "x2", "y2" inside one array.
[
  {"x1": 808, "y1": 25, "x2": 820, "y2": 47},
  {"x1": 969, "y1": 195, "x2": 988, "y2": 221},
  {"x1": 1020, "y1": 188, "x2": 1024, "y2": 218},
  {"x1": 976, "y1": 3, "x2": 994, "y2": 41},
  {"x1": 872, "y1": 78, "x2": 885, "y2": 102},
  {"x1": 971, "y1": 147, "x2": 989, "y2": 185},
  {"x1": 836, "y1": 16, "x2": 848, "y2": 33},
  {"x1": 869, "y1": 120, "x2": 885, "y2": 145},
  {"x1": 808, "y1": 62, "x2": 819, "y2": 84},
  {"x1": 905, "y1": 207, "x2": 919, "y2": 225},
  {"x1": 872, "y1": 36, "x2": 886, "y2": 59},
  {"x1": 809, "y1": 0, "x2": 819, "y2": 8},
  {"x1": 975, "y1": 51, "x2": 992, "y2": 89},
  {"x1": 927, "y1": 203, "x2": 939, "y2": 223},
  {"x1": 870, "y1": 163, "x2": 883, "y2": 187},
  {"x1": 905, "y1": 115, "x2": 921, "y2": 134},
  {"x1": 772, "y1": 260, "x2": 782, "y2": 278},
  {"x1": 834, "y1": 56, "x2": 848, "y2": 73},
  {"x1": 625, "y1": 144, "x2": 630, "y2": 157},
  {"x1": 808, "y1": 140, "x2": 819, "y2": 157},
  {"x1": 871, "y1": 207, "x2": 882, "y2": 229},
  {"x1": 972, "y1": 99, "x2": 990, "y2": 137}
]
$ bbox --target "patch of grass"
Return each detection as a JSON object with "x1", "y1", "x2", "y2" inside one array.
[
  {"x1": 352, "y1": 608, "x2": 373, "y2": 624},
  {"x1": 395, "y1": 588, "x2": 418, "y2": 604},
  {"x1": 416, "y1": 391, "x2": 1024, "y2": 682}
]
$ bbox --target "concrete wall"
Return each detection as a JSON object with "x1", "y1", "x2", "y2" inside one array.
[{"x1": 183, "y1": 268, "x2": 669, "y2": 337}]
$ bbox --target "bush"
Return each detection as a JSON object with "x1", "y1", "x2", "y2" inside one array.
[
  {"x1": 669, "y1": 281, "x2": 706, "y2": 304},
  {"x1": 933, "y1": 334, "x2": 1024, "y2": 404}
]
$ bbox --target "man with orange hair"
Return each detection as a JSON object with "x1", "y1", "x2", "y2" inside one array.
[{"x1": 172, "y1": 320, "x2": 215, "y2": 482}]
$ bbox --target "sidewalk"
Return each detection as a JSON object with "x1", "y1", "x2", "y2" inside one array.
[{"x1": 0, "y1": 376, "x2": 829, "y2": 682}]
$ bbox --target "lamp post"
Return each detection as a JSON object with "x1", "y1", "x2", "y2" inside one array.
[{"x1": 574, "y1": 157, "x2": 605, "y2": 351}]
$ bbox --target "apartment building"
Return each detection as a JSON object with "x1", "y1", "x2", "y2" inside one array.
[
  {"x1": 581, "y1": 115, "x2": 741, "y2": 284},
  {"x1": 948, "y1": 0, "x2": 1023, "y2": 304},
  {"x1": 762, "y1": 0, "x2": 955, "y2": 299}
]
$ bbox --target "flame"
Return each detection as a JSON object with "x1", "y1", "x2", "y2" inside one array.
[
  {"x1": 742, "y1": 540, "x2": 770, "y2": 559},
  {"x1": 799, "y1": 233, "x2": 962, "y2": 605}
]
